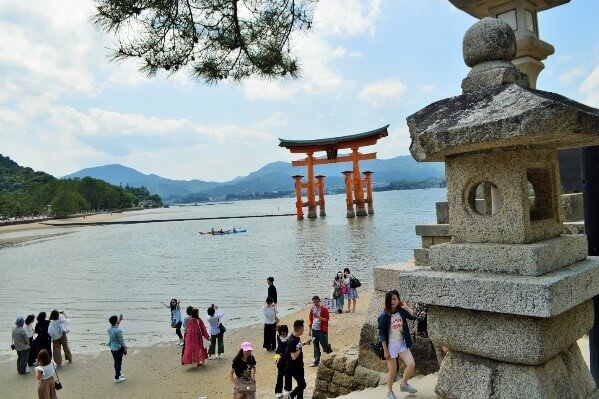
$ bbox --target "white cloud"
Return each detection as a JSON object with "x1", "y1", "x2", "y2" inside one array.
[
  {"x1": 358, "y1": 78, "x2": 408, "y2": 108},
  {"x1": 376, "y1": 125, "x2": 412, "y2": 158},
  {"x1": 0, "y1": 101, "x2": 280, "y2": 181},
  {"x1": 559, "y1": 66, "x2": 586, "y2": 85},
  {"x1": 581, "y1": 64, "x2": 599, "y2": 107},
  {"x1": 420, "y1": 84, "x2": 438, "y2": 94},
  {"x1": 314, "y1": 0, "x2": 382, "y2": 37}
]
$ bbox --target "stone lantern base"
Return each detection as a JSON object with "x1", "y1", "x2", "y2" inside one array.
[{"x1": 436, "y1": 345, "x2": 599, "y2": 399}]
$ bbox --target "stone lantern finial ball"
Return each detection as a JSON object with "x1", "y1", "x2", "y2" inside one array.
[{"x1": 463, "y1": 17, "x2": 517, "y2": 68}]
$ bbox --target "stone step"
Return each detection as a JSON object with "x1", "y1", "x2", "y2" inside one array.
[{"x1": 373, "y1": 261, "x2": 421, "y2": 292}]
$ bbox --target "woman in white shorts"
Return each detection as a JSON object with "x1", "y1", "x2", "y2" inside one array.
[{"x1": 377, "y1": 289, "x2": 417, "y2": 399}]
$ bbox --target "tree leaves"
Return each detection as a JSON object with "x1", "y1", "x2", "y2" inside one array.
[{"x1": 93, "y1": 0, "x2": 316, "y2": 84}]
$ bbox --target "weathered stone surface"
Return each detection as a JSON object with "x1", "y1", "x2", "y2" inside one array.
[
  {"x1": 462, "y1": 60, "x2": 529, "y2": 93},
  {"x1": 398, "y1": 257, "x2": 599, "y2": 317},
  {"x1": 328, "y1": 383, "x2": 340, "y2": 396},
  {"x1": 446, "y1": 148, "x2": 563, "y2": 244},
  {"x1": 415, "y1": 224, "x2": 449, "y2": 237},
  {"x1": 436, "y1": 201, "x2": 449, "y2": 224},
  {"x1": 565, "y1": 222, "x2": 585, "y2": 235},
  {"x1": 407, "y1": 84, "x2": 599, "y2": 163},
  {"x1": 429, "y1": 234, "x2": 588, "y2": 276},
  {"x1": 436, "y1": 345, "x2": 598, "y2": 399},
  {"x1": 317, "y1": 366, "x2": 334, "y2": 382},
  {"x1": 373, "y1": 262, "x2": 421, "y2": 292},
  {"x1": 429, "y1": 300, "x2": 592, "y2": 364},
  {"x1": 414, "y1": 248, "x2": 429, "y2": 265},
  {"x1": 339, "y1": 387, "x2": 352, "y2": 396},
  {"x1": 332, "y1": 356, "x2": 346, "y2": 373},
  {"x1": 332, "y1": 373, "x2": 353, "y2": 389},
  {"x1": 311, "y1": 390, "x2": 327, "y2": 399},
  {"x1": 463, "y1": 18, "x2": 516, "y2": 67},
  {"x1": 321, "y1": 353, "x2": 336, "y2": 368},
  {"x1": 353, "y1": 366, "x2": 382, "y2": 388},
  {"x1": 314, "y1": 379, "x2": 329, "y2": 393},
  {"x1": 345, "y1": 356, "x2": 358, "y2": 375}
]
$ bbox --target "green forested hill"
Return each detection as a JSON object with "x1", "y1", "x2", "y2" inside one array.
[{"x1": 0, "y1": 154, "x2": 162, "y2": 218}]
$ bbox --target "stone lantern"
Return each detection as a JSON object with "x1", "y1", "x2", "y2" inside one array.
[
  {"x1": 449, "y1": 0, "x2": 569, "y2": 89},
  {"x1": 400, "y1": 17, "x2": 599, "y2": 398}
]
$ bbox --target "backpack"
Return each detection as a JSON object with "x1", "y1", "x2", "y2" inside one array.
[{"x1": 349, "y1": 276, "x2": 361, "y2": 288}]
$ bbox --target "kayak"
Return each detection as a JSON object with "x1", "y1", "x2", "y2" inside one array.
[{"x1": 200, "y1": 228, "x2": 247, "y2": 235}]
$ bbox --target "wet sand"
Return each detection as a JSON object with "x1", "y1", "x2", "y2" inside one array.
[{"x1": 0, "y1": 291, "x2": 373, "y2": 399}]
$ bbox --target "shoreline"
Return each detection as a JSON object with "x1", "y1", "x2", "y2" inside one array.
[
  {"x1": 0, "y1": 210, "x2": 146, "y2": 237},
  {"x1": 0, "y1": 291, "x2": 374, "y2": 399}
]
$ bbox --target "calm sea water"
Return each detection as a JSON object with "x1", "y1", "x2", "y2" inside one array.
[{"x1": 0, "y1": 189, "x2": 445, "y2": 360}]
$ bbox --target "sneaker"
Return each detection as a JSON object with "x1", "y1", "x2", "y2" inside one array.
[
  {"x1": 308, "y1": 362, "x2": 318, "y2": 367},
  {"x1": 114, "y1": 376, "x2": 126, "y2": 383},
  {"x1": 275, "y1": 394, "x2": 283, "y2": 399},
  {"x1": 387, "y1": 392, "x2": 397, "y2": 399},
  {"x1": 400, "y1": 383, "x2": 417, "y2": 393}
]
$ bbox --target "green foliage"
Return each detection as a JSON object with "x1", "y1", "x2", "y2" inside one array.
[
  {"x1": 50, "y1": 190, "x2": 90, "y2": 218},
  {"x1": 93, "y1": 0, "x2": 315, "y2": 84},
  {"x1": 376, "y1": 177, "x2": 447, "y2": 192},
  {"x1": 0, "y1": 154, "x2": 162, "y2": 218}
]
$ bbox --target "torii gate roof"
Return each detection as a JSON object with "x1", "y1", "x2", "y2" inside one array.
[{"x1": 279, "y1": 125, "x2": 389, "y2": 153}]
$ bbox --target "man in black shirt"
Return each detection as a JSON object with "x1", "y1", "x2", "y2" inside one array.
[
  {"x1": 267, "y1": 277, "x2": 278, "y2": 304},
  {"x1": 286, "y1": 319, "x2": 311, "y2": 399}
]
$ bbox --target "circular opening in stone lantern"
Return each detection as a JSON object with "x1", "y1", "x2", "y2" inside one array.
[{"x1": 468, "y1": 182, "x2": 502, "y2": 216}]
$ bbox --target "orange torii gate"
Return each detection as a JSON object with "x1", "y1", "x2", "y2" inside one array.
[{"x1": 279, "y1": 125, "x2": 389, "y2": 220}]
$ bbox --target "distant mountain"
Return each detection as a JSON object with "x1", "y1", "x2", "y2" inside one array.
[
  {"x1": 64, "y1": 156, "x2": 445, "y2": 201},
  {"x1": 63, "y1": 164, "x2": 219, "y2": 198}
]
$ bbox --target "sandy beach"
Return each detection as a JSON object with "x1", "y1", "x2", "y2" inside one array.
[
  {"x1": 0, "y1": 211, "x2": 147, "y2": 249},
  {"x1": 0, "y1": 291, "x2": 374, "y2": 399}
]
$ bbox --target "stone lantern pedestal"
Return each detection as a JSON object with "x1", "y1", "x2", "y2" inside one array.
[{"x1": 400, "y1": 17, "x2": 599, "y2": 398}]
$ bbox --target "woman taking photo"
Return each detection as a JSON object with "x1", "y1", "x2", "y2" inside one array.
[
  {"x1": 378, "y1": 289, "x2": 417, "y2": 398},
  {"x1": 230, "y1": 341, "x2": 257, "y2": 399},
  {"x1": 34, "y1": 312, "x2": 52, "y2": 359},
  {"x1": 161, "y1": 299, "x2": 183, "y2": 346},
  {"x1": 35, "y1": 349, "x2": 58, "y2": 399}
]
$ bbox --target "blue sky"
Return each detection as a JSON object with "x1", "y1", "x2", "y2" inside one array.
[{"x1": 0, "y1": 0, "x2": 598, "y2": 181}]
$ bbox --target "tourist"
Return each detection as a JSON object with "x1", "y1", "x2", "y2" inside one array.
[
  {"x1": 182, "y1": 308, "x2": 210, "y2": 366},
  {"x1": 48, "y1": 310, "x2": 72, "y2": 366},
  {"x1": 207, "y1": 304, "x2": 225, "y2": 358},
  {"x1": 182, "y1": 305, "x2": 194, "y2": 333},
  {"x1": 308, "y1": 296, "x2": 332, "y2": 367},
  {"x1": 34, "y1": 312, "x2": 52, "y2": 360},
  {"x1": 378, "y1": 289, "x2": 417, "y2": 397},
  {"x1": 35, "y1": 349, "x2": 58, "y2": 399},
  {"x1": 343, "y1": 268, "x2": 359, "y2": 313},
  {"x1": 263, "y1": 297, "x2": 278, "y2": 352},
  {"x1": 161, "y1": 299, "x2": 183, "y2": 346},
  {"x1": 267, "y1": 276, "x2": 278, "y2": 304},
  {"x1": 285, "y1": 319, "x2": 312, "y2": 399},
  {"x1": 12, "y1": 316, "x2": 30, "y2": 374},
  {"x1": 332, "y1": 271, "x2": 345, "y2": 313},
  {"x1": 107, "y1": 315, "x2": 126, "y2": 383},
  {"x1": 230, "y1": 341, "x2": 257, "y2": 399},
  {"x1": 25, "y1": 314, "x2": 37, "y2": 367},
  {"x1": 274, "y1": 324, "x2": 291, "y2": 398}
]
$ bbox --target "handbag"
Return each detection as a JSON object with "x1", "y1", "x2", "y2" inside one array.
[
  {"x1": 219, "y1": 323, "x2": 226, "y2": 334},
  {"x1": 341, "y1": 285, "x2": 349, "y2": 295},
  {"x1": 349, "y1": 276, "x2": 361, "y2": 288},
  {"x1": 53, "y1": 363, "x2": 63, "y2": 390},
  {"x1": 235, "y1": 378, "x2": 256, "y2": 393},
  {"x1": 332, "y1": 290, "x2": 339, "y2": 299},
  {"x1": 372, "y1": 341, "x2": 386, "y2": 360}
]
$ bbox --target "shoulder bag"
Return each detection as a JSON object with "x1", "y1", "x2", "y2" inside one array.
[
  {"x1": 53, "y1": 363, "x2": 63, "y2": 390},
  {"x1": 235, "y1": 378, "x2": 256, "y2": 393}
]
